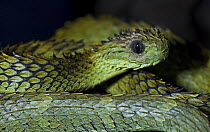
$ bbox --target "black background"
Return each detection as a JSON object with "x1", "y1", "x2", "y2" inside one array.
[{"x1": 0, "y1": 0, "x2": 209, "y2": 48}]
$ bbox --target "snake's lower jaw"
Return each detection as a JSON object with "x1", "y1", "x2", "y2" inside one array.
[
  {"x1": 131, "y1": 62, "x2": 158, "y2": 70},
  {"x1": 152, "y1": 61, "x2": 161, "y2": 66}
]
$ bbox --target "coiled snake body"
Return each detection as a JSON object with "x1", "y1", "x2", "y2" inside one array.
[{"x1": 0, "y1": 16, "x2": 210, "y2": 131}]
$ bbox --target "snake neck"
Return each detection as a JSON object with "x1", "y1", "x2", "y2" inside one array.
[
  {"x1": 0, "y1": 27, "x2": 170, "y2": 93},
  {"x1": 66, "y1": 43, "x2": 139, "y2": 92}
]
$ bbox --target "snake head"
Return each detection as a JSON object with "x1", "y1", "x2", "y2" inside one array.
[{"x1": 103, "y1": 27, "x2": 169, "y2": 70}]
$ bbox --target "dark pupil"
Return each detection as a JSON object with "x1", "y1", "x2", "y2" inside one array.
[{"x1": 130, "y1": 40, "x2": 145, "y2": 54}]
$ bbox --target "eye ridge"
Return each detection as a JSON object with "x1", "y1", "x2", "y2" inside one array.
[{"x1": 130, "y1": 40, "x2": 145, "y2": 54}]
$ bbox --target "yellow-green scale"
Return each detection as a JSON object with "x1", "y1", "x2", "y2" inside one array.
[
  {"x1": 0, "y1": 27, "x2": 169, "y2": 94},
  {"x1": 0, "y1": 93, "x2": 209, "y2": 131},
  {"x1": 0, "y1": 23, "x2": 210, "y2": 131}
]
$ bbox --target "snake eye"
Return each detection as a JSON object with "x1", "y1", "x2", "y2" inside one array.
[{"x1": 130, "y1": 40, "x2": 145, "y2": 54}]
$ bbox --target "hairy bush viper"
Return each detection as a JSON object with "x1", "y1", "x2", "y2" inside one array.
[{"x1": 0, "y1": 16, "x2": 210, "y2": 131}]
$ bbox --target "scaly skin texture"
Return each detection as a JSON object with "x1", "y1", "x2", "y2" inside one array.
[
  {"x1": 51, "y1": 15, "x2": 185, "y2": 45},
  {"x1": 0, "y1": 93, "x2": 209, "y2": 132},
  {"x1": 0, "y1": 16, "x2": 210, "y2": 131},
  {"x1": 53, "y1": 15, "x2": 210, "y2": 94},
  {"x1": 176, "y1": 47, "x2": 210, "y2": 94},
  {"x1": 1, "y1": 27, "x2": 168, "y2": 93}
]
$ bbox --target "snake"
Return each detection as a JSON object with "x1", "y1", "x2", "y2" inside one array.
[{"x1": 0, "y1": 15, "x2": 210, "y2": 131}]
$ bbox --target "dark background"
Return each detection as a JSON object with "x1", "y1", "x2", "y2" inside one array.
[{"x1": 0, "y1": 0, "x2": 209, "y2": 48}]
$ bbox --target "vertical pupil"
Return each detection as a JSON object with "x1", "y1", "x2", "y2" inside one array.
[
  {"x1": 130, "y1": 40, "x2": 145, "y2": 54},
  {"x1": 135, "y1": 42, "x2": 141, "y2": 53}
]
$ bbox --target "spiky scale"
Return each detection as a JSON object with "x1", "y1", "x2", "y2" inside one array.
[{"x1": 0, "y1": 16, "x2": 209, "y2": 131}]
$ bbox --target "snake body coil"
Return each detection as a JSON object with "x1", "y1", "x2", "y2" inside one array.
[
  {"x1": 0, "y1": 93, "x2": 209, "y2": 132},
  {"x1": 0, "y1": 16, "x2": 210, "y2": 131}
]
